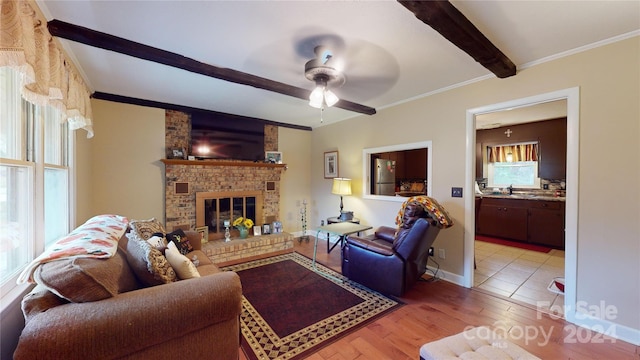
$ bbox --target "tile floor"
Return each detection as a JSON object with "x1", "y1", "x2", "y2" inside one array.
[{"x1": 474, "y1": 240, "x2": 565, "y2": 312}]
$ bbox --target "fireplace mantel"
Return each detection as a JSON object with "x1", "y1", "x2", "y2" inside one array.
[{"x1": 161, "y1": 159, "x2": 286, "y2": 168}]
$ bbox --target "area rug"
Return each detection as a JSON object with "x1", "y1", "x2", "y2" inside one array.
[
  {"x1": 476, "y1": 235, "x2": 552, "y2": 253},
  {"x1": 222, "y1": 252, "x2": 402, "y2": 360}
]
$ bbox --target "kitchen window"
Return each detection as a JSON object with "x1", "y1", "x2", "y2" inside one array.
[
  {"x1": 486, "y1": 142, "x2": 540, "y2": 189},
  {"x1": 0, "y1": 67, "x2": 72, "y2": 296},
  {"x1": 487, "y1": 161, "x2": 540, "y2": 188}
]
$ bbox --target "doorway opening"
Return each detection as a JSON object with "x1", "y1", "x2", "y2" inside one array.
[
  {"x1": 473, "y1": 102, "x2": 567, "y2": 312},
  {"x1": 464, "y1": 88, "x2": 580, "y2": 322}
]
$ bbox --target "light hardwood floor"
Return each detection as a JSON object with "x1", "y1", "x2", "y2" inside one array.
[{"x1": 238, "y1": 237, "x2": 638, "y2": 360}]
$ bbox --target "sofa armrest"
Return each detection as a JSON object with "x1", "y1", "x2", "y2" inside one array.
[{"x1": 15, "y1": 271, "x2": 242, "y2": 360}]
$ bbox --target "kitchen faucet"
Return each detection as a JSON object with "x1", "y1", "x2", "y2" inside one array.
[{"x1": 508, "y1": 184, "x2": 513, "y2": 195}]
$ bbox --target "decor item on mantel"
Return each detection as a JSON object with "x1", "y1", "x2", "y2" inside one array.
[
  {"x1": 233, "y1": 217, "x2": 254, "y2": 239},
  {"x1": 332, "y1": 178, "x2": 353, "y2": 221},
  {"x1": 265, "y1": 151, "x2": 282, "y2": 164}
]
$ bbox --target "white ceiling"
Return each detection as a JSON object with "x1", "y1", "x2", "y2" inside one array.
[{"x1": 37, "y1": 1, "x2": 640, "y2": 129}]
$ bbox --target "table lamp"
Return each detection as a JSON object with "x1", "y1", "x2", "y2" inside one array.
[{"x1": 332, "y1": 177, "x2": 353, "y2": 220}]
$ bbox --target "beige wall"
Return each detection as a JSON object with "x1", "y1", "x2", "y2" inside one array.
[
  {"x1": 88, "y1": 100, "x2": 165, "y2": 222},
  {"x1": 311, "y1": 37, "x2": 639, "y2": 332},
  {"x1": 277, "y1": 127, "x2": 312, "y2": 234}
]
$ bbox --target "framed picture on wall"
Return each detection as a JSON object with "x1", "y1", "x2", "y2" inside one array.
[{"x1": 324, "y1": 151, "x2": 339, "y2": 178}]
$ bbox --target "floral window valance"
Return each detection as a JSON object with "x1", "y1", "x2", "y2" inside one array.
[
  {"x1": 488, "y1": 143, "x2": 539, "y2": 163},
  {"x1": 0, "y1": 0, "x2": 93, "y2": 137}
]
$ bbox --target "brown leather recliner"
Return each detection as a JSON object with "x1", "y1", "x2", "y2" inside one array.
[{"x1": 341, "y1": 203, "x2": 441, "y2": 297}]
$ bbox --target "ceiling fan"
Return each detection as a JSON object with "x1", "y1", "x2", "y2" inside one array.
[{"x1": 304, "y1": 46, "x2": 345, "y2": 109}]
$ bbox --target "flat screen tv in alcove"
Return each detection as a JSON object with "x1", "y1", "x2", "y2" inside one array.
[{"x1": 190, "y1": 111, "x2": 265, "y2": 161}]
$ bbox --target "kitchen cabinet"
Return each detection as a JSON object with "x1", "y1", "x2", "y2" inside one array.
[
  {"x1": 403, "y1": 148, "x2": 427, "y2": 179},
  {"x1": 537, "y1": 121, "x2": 567, "y2": 179},
  {"x1": 476, "y1": 197, "x2": 565, "y2": 249},
  {"x1": 527, "y1": 201, "x2": 565, "y2": 248},
  {"x1": 476, "y1": 198, "x2": 528, "y2": 242},
  {"x1": 375, "y1": 149, "x2": 427, "y2": 182}
]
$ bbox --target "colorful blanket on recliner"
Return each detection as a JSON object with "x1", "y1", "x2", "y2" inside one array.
[
  {"x1": 17, "y1": 214, "x2": 129, "y2": 284},
  {"x1": 395, "y1": 196, "x2": 454, "y2": 229}
]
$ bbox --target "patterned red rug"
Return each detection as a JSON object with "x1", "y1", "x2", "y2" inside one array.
[
  {"x1": 222, "y1": 252, "x2": 402, "y2": 360},
  {"x1": 476, "y1": 235, "x2": 552, "y2": 253}
]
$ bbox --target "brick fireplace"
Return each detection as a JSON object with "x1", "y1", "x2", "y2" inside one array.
[
  {"x1": 163, "y1": 160, "x2": 285, "y2": 235},
  {"x1": 163, "y1": 110, "x2": 285, "y2": 234}
]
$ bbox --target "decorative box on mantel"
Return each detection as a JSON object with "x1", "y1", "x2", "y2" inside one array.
[{"x1": 161, "y1": 159, "x2": 287, "y2": 234}]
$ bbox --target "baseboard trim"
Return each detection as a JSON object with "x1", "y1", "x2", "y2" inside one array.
[
  {"x1": 426, "y1": 264, "x2": 465, "y2": 286},
  {"x1": 565, "y1": 309, "x2": 640, "y2": 346}
]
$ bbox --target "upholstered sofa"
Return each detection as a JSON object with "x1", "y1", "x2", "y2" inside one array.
[{"x1": 13, "y1": 216, "x2": 242, "y2": 360}]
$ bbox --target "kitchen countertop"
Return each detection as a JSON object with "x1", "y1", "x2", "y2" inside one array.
[{"x1": 476, "y1": 193, "x2": 566, "y2": 202}]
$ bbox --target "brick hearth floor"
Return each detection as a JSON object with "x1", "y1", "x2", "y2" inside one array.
[{"x1": 201, "y1": 232, "x2": 294, "y2": 265}]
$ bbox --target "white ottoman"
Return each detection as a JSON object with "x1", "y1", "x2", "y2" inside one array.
[{"x1": 419, "y1": 326, "x2": 541, "y2": 360}]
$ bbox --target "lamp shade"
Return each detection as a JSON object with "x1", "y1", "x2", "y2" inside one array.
[{"x1": 331, "y1": 178, "x2": 352, "y2": 196}]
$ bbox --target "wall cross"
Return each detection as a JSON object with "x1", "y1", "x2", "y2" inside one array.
[{"x1": 504, "y1": 129, "x2": 513, "y2": 137}]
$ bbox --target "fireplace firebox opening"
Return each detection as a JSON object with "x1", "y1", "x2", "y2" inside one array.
[{"x1": 196, "y1": 191, "x2": 263, "y2": 240}]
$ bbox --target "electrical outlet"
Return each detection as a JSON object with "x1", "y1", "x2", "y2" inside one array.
[
  {"x1": 438, "y1": 248, "x2": 446, "y2": 259},
  {"x1": 320, "y1": 220, "x2": 325, "y2": 226},
  {"x1": 451, "y1": 187, "x2": 463, "y2": 198},
  {"x1": 428, "y1": 247, "x2": 434, "y2": 256}
]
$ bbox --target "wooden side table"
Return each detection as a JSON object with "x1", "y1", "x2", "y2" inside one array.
[{"x1": 325, "y1": 217, "x2": 361, "y2": 253}]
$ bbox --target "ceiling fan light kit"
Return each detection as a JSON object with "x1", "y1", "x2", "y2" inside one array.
[{"x1": 305, "y1": 46, "x2": 345, "y2": 110}]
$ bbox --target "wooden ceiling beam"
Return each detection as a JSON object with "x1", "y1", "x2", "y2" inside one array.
[
  {"x1": 398, "y1": 0, "x2": 516, "y2": 78},
  {"x1": 47, "y1": 20, "x2": 376, "y2": 116}
]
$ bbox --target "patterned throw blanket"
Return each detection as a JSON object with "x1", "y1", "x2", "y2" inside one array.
[
  {"x1": 17, "y1": 214, "x2": 129, "y2": 284},
  {"x1": 395, "y1": 196, "x2": 454, "y2": 229}
]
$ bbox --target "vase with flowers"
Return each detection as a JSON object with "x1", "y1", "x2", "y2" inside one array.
[{"x1": 233, "y1": 217, "x2": 254, "y2": 239}]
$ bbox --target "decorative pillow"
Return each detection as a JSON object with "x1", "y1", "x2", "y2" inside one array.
[
  {"x1": 129, "y1": 217, "x2": 166, "y2": 241},
  {"x1": 146, "y1": 235, "x2": 167, "y2": 251},
  {"x1": 126, "y1": 235, "x2": 176, "y2": 286},
  {"x1": 17, "y1": 214, "x2": 129, "y2": 284},
  {"x1": 33, "y1": 248, "x2": 138, "y2": 302},
  {"x1": 165, "y1": 242, "x2": 200, "y2": 280},
  {"x1": 395, "y1": 196, "x2": 454, "y2": 229},
  {"x1": 166, "y1": 229, "x2": 193, "y2": 255}
]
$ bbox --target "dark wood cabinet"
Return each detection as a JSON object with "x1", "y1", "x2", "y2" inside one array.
[
  {"x1": 404, "y1": 148, "x2": 427, "y2": 179},
  {"x1": 477, "y1": 198, "x2": 528, "y2": 242},
  {"x1": 477, "y1": 197, "x2": 565, "y2": 249},
  {"x1": 537, "y1": 122, "x2": 567, "y2": 179},
  {"x1": 375, "y1": 149, "x2": 427, "y2": 183},
  {"x1": 527, "y1": 201, "x2": 565, "y2": 248}
]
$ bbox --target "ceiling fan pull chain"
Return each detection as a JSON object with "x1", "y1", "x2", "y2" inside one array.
[{"x1": 320, "y1": 106, "x2": 324, "y2": 123}]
